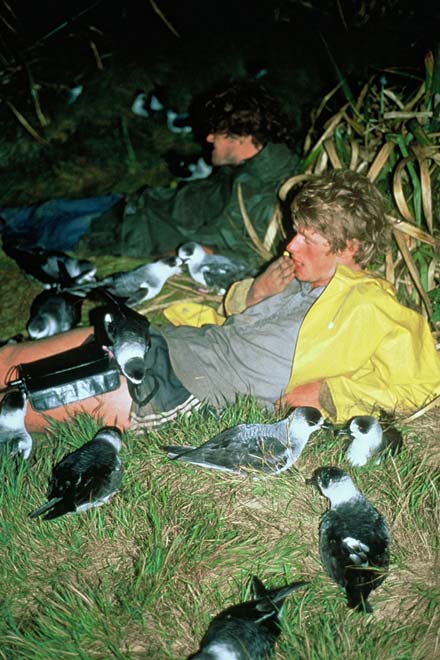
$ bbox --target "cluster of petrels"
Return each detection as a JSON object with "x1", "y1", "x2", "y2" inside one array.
[{"x1": 0, "y1": 239, "x2": 403, "y2": 659}]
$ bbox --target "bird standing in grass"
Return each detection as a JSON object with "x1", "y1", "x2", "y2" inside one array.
[
  {"x1": 162, "y1": 406, "x2": 326, "y2": 475},
  {"x1": 342, "y1": 415, "x2": 403, "y2": 466},
  {"x1": 306, "y1": 466, "x2": 390, "y2": 612},
  {"x1": 189, "y1": 575, "x2": 308, "y2": 660},
  {"x1": 29, "y1": 426, "x2": 123, "y2": 521},
  {"x1": 0, "y1": 389, "x2": 32, "y2": 459},
  {"x1": 178, "y1": 241, "x2": 256, "y2": 294}
]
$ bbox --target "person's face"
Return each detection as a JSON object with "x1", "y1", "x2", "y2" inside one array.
[
  {"x1": 206, "y1": 133, "x2": 259, "y2": 166},
  {"x1": 286, "y1": 226, "x2": 340, "y2": 287}
]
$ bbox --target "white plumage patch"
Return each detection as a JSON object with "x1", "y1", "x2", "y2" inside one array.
[
  {"x1": 320, "y1": 476, "x2": 361, "y2": 506},
  {"x1": 202, "y1": 641, "x2": 241, "y2": 659},
  {"x1": 343, "y1": 536, "x2": 370, "y2": 566},
  {"x1": 346, "y1": 417, "x2": 383, "y2": 466}
]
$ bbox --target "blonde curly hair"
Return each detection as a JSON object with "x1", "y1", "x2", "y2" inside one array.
[{"x1": 290, "y1": 169, "x2": 390, "y2": 266}]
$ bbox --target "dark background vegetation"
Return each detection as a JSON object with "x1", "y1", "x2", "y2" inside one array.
[{"x1": 1, "y1": 0, "x2": 439, "y2": 204}]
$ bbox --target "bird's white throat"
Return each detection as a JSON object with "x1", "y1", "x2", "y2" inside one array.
[{"x1": 323, "y1": 476, "x2": 361, "y2": 506}]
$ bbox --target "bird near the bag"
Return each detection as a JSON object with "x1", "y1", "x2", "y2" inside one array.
[
  {"x1": 0, "y1": 389, "x2": 33, "y2": 460},
  {"x1": 27, "y1": 290, "x2": 83, "y2": 339}
]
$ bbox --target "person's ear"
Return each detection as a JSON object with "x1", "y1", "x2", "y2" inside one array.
[{"x1": 342, "y1": 239, "x2": 359, "y2": 257}]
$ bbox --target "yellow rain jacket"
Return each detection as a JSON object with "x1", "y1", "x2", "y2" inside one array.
[{"x1": 164, "y1": 265, "x2": 440, "y2": 422}]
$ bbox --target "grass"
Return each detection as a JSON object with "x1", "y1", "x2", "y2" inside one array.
[{"x1": 0, "y1": 401, "x2": 439, "y2": 659}]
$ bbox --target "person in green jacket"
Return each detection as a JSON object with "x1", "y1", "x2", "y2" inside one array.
[
  {"x1": 1, "y1": 169, "x2": 439, "y2": 432},
  {"x1": 80, "y1": 79, "x2": 299, "y2": 262}
]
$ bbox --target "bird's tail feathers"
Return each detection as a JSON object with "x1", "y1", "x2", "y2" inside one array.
[
  {"x1": 162, "y1": 445, "x2": 192, "y2": 458},
  {"x1": 126, "y1": 289, "x2": 150, "y2": 307},
  {"x1": 29, "y1": 496, "x2": 63, "y2": 519},
  {"x1": 252, "y1": 576, "x2": 309, "y2": 614}
]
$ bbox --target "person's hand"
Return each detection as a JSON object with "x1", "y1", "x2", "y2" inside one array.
[
  {"x1": 275, "y1": 381, "x2": 322, "y2": 412},
  {"x1": 246, "y1": 255, "x2": 296, "y2": 307}
]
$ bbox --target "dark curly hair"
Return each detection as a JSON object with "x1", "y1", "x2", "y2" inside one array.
[
  {"x1": 290, "y1": 169, "x2": 390, "y2": 266},
  {"x1": 203, "y1": 79, "x2": 294, "y2": 149}
]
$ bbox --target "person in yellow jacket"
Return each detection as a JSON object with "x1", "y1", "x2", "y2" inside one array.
[
  {"x1": 222, "y1": 264, "x2": 439, "y2": 422},
  {"x1": 1, "y1": 169, "x2": 439, "y2": 430}
]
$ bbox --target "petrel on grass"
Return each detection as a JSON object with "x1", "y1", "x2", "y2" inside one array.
[
  {"x1": 307, "y1": 466, "x2": 390, "y2": 612},
  {"x1": 73, "y1": 256, "x2": 182, "y2": 307},
  {"x1": 2, "y1": 239, "x2": 96, "y2": 289},
  {"x1": 341, "y1": 415, "x2": 403, "y2": 466},
  {"x1": 0, "y1": 389, "x2": 32, "y2": 460},
  {"x1": 29, "y1": 426, "x2": 123, "y2": 521},
  {"x1": 178, "y1": 241, "x2": 256, "y2": 294},
  {"x1": 189, "y1": 575, "x2": 308, "y2": 660},
  {"x1": 163, "y1": 406, "x2": 326, "y2": 476}
]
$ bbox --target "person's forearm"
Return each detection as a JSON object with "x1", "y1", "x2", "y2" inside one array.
[{"x1": 276, "y1": 381, "x2": 322, "y2": 411}]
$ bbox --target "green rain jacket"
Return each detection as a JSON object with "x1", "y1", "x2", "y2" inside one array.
[{"x1": 82, "y1": 142, "x2": 298, "y2": 262}]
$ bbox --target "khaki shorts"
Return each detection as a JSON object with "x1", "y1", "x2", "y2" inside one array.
[{"x1": 129, "y1": 329, "x2": 201, "y2": 429}]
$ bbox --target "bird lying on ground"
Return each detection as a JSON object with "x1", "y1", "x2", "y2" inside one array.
[
  {"x1": 162, "y1": 406, "x2": 326, "y2": 476},
  {"x1": 27, "y1": 290, "x2": 83, "y2": 339},
  {"x1": 29, "y1": 426, "x2": 123, "y2": 521},
  {"x1": 0, "y1": 389, "x2": 33, "y2": 460},
  {"x1": 178, "y1": 241, "x2": 256, "y2": 294},
  {"x1": 71, "y1": 256, "x2": 183, "y2": 307},
  {"x1": 2, "y1": 238, "x2": 96, "y2": 289},
  {"x1": 189, "y1": 575, "x2": 308, "y2": 660},
  {"x1": 339, "y1": 414, "x2": 403, "y2": 466},
  {"x1": 306, "y1": 466, "x2": 390, "y2": 612}
]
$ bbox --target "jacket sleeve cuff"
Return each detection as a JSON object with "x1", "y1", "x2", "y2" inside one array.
[
  {"x1": 223, "y1": 278, "x2": 254, "y2": 316},
  {"x1": 319, "y1": 380, "x2": 337, "y2": 420}
]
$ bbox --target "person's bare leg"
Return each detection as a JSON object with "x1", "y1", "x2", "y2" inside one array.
[{"x1": 0, "y1": 327, "x2": 132, "y2": 432}]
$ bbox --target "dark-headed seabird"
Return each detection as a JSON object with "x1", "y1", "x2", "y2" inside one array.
[
  {"x1": 166, "y1": 109, "x2": 192, "y2": 134},
  {"x1": 2, "y1": 239, "x2": 96, "y2": 289},
  {"x1": 27, "y1": 290, "x2": 83, "y2": 339},
  {"x1": 178, "y1": 242, "x2": 256, "y2": 294},
  {"x1": 165, "y1": 151, "x2": 213, "y2": 181},
  {"x1": 162, "y1": 407, "x2": 326, "y2": 476},
  {"x1": 76, "y1": 256, "x2": 182, "y2": 307},
  {"x1": 189, "y1": 575, "x2": 308, "y2": 660},
  {"x1": 29, "y1": 426, "x2": 123, "y2": 521},
  {"x1": 131, "y1": 92, "x2": 151, "y2": 118},
  {"x1": 342, "y1": 415, "x2": 403, "y2": 466},
  {"x1": 306, "y1": 466, "x2": 390, "y2": 612},
  {"x1": 131, "y1": 90, "x2": 165, "y2": 118},
  {"x1": 101, "y1": 303, "x2": 151, "y2": 385},
  {"x1": 0, "y1": 389, "x2": 32, "y2": 459}
]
